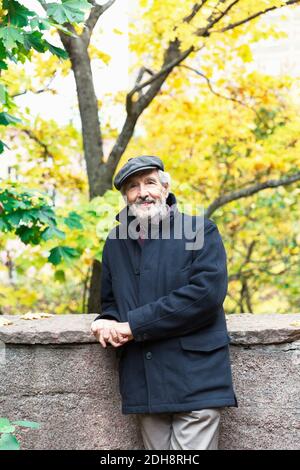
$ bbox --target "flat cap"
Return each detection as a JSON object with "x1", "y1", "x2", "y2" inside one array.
[{"x1": 114, "y1": 155, "x2": 164, "y2": 190}]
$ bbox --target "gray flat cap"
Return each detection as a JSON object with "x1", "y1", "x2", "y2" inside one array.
[{"x1": 114, "y1": 155, "x2": 164, "y2": 190}]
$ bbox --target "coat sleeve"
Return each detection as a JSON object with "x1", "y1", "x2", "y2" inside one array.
[
  {"x1": 127, "y1": 221, "x2": 228, "y2": 341},
  {"x1": 94, "y1": 241, "x2": 120, "y2": 323}
]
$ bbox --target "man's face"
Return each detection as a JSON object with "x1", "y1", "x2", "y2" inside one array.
[{"x1": 123, "y1": 169, "x2": 168, "y2": 220}]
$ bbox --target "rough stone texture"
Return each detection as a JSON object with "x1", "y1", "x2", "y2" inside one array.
[
  {"x1": 220, "y1": 340, "x2": 300, "y2": 450},
  {"x1": 226, "y1": 314, "x2": 300, "y2": 345},
  {"x1": 0, "y1": 343, "x2": 142, "y2": 450},
  {"x1": 0, "y1": 314, "x2": 300, "y2": 450},
  {"x1": 1, "y1": 313, "x2": 300, "y2": 345},
  {"x1": 0, "y1": 314, "x2": 99, "y2": 344}
]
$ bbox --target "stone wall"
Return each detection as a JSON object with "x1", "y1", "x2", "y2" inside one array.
[{"x1": 0, "y1": 314, "x2": 299, "y2": 450}]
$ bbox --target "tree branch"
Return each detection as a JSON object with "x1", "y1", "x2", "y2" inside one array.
[
  {"x1": 126, "y1": 45, "x2": 194, "y2": 114},
  {"x1": 206, "y1": 172, "x2": 300, "y2": 217},
  {"x1": 240, "y1": 277, "x2": 253, "y2": 313},
  {"x1": 82, "y1": 0, "x2": 116, "y2": 45},
  {"x1": 104, "y1": 1, "x2": 242, "y2": 179},
  {"x1": 183, "y1": 1, "x2": 208, "y2": 23},
  {"x1": 212, "y1": 0, "x2": 300, "y2": 34},
  {"x1": 106, "y1": 41, "x2": 194, "y2": 175},
  {"x1": 196, "y1": 0, "x2": 240, "y2": 36},
  {"x1": 134, "y1": 66, "x2": 155, "y2": 99},
  {"x1": 12, "y1": 74, "x2": 57, "y2": 98},
  {"x1": 235, "y1": 239, "x2": 256, "y2": 313},
  {"x1": 82, "y1": 0, "x2": 300, "y2": 199},
  {"x1": 124, "y1": 0, "x2": 213, "y2": 115},
  {"x1": 21, "y1": 129, "x2": 55, "y2": 161},
  {"x1": 179, "y1": 64, "x2": 261, "y2": 119}
]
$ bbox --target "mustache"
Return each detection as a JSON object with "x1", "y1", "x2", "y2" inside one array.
[{"x1": 134, "y1": 198, "x2": 156, "y2": 205}]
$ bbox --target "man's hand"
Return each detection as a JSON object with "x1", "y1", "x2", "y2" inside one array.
[
  {"x1": 91, "y1": 319, "x2": 126, "y2": 348},
  {"x1": 113, "y1": 322, "x2": 134, "y2": 342},
  {"x1": 91, "y1": 319, "x2": 133, "y2": 348}
]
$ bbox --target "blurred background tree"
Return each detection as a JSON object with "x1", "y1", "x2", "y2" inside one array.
[{"x1": 0, "y1": 0, "x2": 299, "y2": 315}]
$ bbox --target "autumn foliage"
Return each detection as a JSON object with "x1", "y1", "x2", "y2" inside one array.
[{"x1": 0, "y1": 1, "x2": 299, "y2": 314}]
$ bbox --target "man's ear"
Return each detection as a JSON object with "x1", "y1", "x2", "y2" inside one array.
[{"x1": 162, "y1": 183, "x2": 169, "y2": 197}]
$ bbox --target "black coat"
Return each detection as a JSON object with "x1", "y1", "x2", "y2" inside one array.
[{"x1": 96, "y1": 193, "x2": 237, "y2": 414}]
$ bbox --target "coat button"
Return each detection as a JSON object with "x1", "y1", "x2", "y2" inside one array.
[{"x1": 145, "y1": 352, "x2": 152, "y2": 360}]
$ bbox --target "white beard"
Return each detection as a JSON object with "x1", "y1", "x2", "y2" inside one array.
[{"x1": 128, "y1": 196, "x2": 169, "y2": 227}]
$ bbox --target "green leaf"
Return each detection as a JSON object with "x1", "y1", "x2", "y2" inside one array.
[
  {"x1": 12, "y1": 420, "x2": 40, "y2": 429},
  {"x1": 24, "y1": 31, "x2": 47, "y2": 53},
  {"x1": 29, "y1": 17, "x2": 40, "y2": 30},
  {"x1": 40, "y1": 19, "x2": 51, "y2": 31},
  {"x1": 52, "y1": 22, "x2": 78, "y2": 37},
  {"x1": 0, "y1": 60, "x2": 8, "y2": 70},
  {"x1": 29, "y1": 16, "x2": 50, "y2": 31},
  {"x1": 3, "y1": 0, "x2": 35, "y2": 28},
  {"x1": 96, "y1": 218, "x2": 112, "y2": 238},
  {"x1": 64, "y1": 211, "x2": 83, "y2": 229},
  {"x1": 47, "y1": 0, "x2": 90, "y2": 24},
  {"x1": 0, "y1": 418, "x2": 14, "y2": 433},
  {"x1": 0, "y1": 84, "x2": 8, "y2": 104},
  {"x1": 30, "y1": 207, "x2": 56, "y2": 225},
  {"x1": 48, "y1": 247, "x2": 62, "y2": 265},
  {"x1": 54, "y1": 270, "x2": 66, "y2": 282},
  {"x1": 0, "y1": 26, "x2": 24, "y2": 50},
  {"x1": 0, "y1": 140, "x2": 6, "y2": 153},
  {"x1": 0, "y1": 219, "x2": 9, "y2": 231},
  {"x1": 0, "y1": 41, "x2": 6, "y2": 60},
  {"x1": 47, "y1": 43, "x2": 68, "y2": 59},
  {"x1": 41, "y1": 225, "x2": 66, "y2": 241},
  {"x1": 0, "y1": 433, "x2": 20, "y2": 450},
  {"x1": 0, "y1": 112, "x2": 22, "y2": 126},
  {"x1": 6, "y1": 211, "x2": 23, "y2": 227},
  {"x1": 0, "y1": 418, "x2": 10, "y2": 427},
  {"x1": 15, "y1": 225, "x2": 43, "y2": 245},
  {"x1": 46, "y1": 3, "x2": 67, "y2": 24},
  {"x1": 48, "y1": 246, "x2": 81, "y2": 265},
  {"x1": 0, "y1": 424, "x2": 15, "y2": 433}
]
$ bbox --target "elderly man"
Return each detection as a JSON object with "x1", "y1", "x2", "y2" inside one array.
[{"x1": 91, "y1": 155, "x2": 237, "y2": 450}]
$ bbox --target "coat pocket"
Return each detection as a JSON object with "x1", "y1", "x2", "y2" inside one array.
[{"x1": 180, "y1": 330, "x2": 230, "y2": 352}]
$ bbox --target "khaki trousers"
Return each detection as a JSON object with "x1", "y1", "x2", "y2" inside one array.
[{"x1": 137, "y1": 409, "x2": 221, "y2": 450}]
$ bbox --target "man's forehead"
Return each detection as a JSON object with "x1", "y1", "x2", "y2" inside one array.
[{"x1": 126, "y1": 168, "x2": 159, "y2": 184}]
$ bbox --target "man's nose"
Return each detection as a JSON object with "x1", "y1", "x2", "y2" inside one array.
[{"x1": 138, "y1": 184, "x2": 149, "y2": 198}]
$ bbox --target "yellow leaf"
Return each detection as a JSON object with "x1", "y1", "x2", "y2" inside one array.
[
  {"x1": 237, "y1": 44, "x2": 253, "y2": 63},
  {"x1": 20, "y1": 312, "x2": 54, "y2": 320},
  {"x1": 0, "y1": 318, "x2": 13, "y2": 326},
  {"x1": 269, "y1": 262, "x2": 285, "y2": 274},
  {"x1": 95, "y1": 50, "x2": 111, "y2": 65}
]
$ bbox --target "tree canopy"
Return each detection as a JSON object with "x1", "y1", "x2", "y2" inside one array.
[{"x1": 0, "y1": 0, "x2": 299, "y2": 315}]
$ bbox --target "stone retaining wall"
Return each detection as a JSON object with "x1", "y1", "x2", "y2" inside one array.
[{"x1": 1, "y1": 314, "x2": 299, "y2": 450}]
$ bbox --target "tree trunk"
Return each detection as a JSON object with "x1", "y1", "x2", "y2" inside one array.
[
  {"x1": 87, "y1": 259, "x2": 102, "y2": 315},
  {"x1": 59, "y1": 31, "x2": 115, "y2": 313}
]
